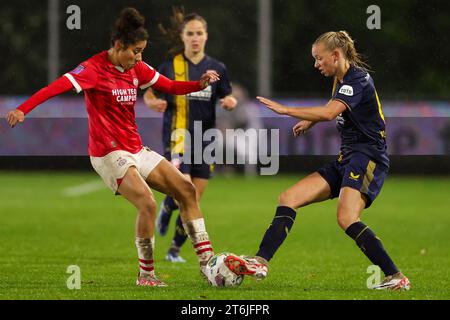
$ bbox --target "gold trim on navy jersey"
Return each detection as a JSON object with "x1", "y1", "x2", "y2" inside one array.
[
  {"x1": 374, "y1": 90, "x2": 385, "y2": 123},
  {"x1": 171, "y1": 54, "x2": 189, "y2": 154},
  {"x1": 331, "y1": 78, "x2": 351, "y2": 111},
  {"x1": 332, "y1": 77, "x2": 338, "y2": 95},
  {"x1": 332, "y1": 98, "x2": 352, "y2": 111}
]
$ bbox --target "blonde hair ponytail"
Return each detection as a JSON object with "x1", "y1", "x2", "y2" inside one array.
[{"x1": 314, "y1": 31, "x2": 370, "y2": 71}]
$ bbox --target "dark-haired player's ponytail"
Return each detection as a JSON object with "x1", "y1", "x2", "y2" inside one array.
[
  {"x1": 157, "y1": 6, "x2": 186, "y2": 57},
  {"x1": 111, "y1": 7, "x2": 148, "y2": 48}
]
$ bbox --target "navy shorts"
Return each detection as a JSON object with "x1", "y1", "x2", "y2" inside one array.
[
  {"x1": 317, "y1": 152, "x2": 388, "y2": 208},
  {"x1": 164, "y1": 152, "x2": 214, "y2": 180}
]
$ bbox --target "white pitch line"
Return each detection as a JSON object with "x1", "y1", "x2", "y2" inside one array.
[{"x1": 62, "y1": 180, "x2": 106, "y2": 197}]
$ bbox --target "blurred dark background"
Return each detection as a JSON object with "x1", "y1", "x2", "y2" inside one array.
[
  {"x1": 0, "y1": 0, "x2": 449, "y2": 173},
  {"x1": 1, "y1": 0, "x2": 449, "y2": 99}
]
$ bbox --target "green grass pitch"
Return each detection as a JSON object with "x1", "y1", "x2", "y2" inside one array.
[{"x1": 0, "y1": 171, "x2": 449, "y2": 300}]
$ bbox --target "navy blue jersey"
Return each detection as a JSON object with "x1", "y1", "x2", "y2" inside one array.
[
  {"x1": 158, "y1": 54, "x2": 232, "y2": 155},
  {"x1": 332, "y1": 65, "x2": 389, "y2": 168}
]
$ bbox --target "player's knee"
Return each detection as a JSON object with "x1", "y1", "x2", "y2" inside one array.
[
  {"x1": 136, "y1": 192, "x2": 157, "y2": 215},
  {"x1": 278, "y1": 190, "x2": 302, "y2": 209},
  {"x1": 175, "y1": 179, "x2": 197, "y2": 203},
  {"x1": 278, "y1": 191, "x2": 290, "y2": 206},
  {"x1": 336, "y1": 211, "x2": 358, "y2": 230}
]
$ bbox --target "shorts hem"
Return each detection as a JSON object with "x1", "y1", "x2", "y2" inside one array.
[
  {"x1": 142, "y1": 156, "x2": 164, "y2": 181},
  {"x1": 113, "y1": 163, "x2": 136, "y2": 195}
]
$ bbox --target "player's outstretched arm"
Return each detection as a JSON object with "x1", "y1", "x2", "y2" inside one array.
[
  {"x1": 5, "y1": 76, "x2": 74, "y2": 128},
  {"x1": 151, "y1": 71, "x2": 220, "y2": 96},
  {"x1": 257, "y1": 96, "x2": 346, "y2": 122}
]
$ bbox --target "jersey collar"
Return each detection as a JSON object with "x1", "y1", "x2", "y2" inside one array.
[
  {"x1": 183, "y1": 53, "x2": 207, "y2": 66},
  {"x1": 342, "y1": 65, "x2": 357, "y2": 82},
  {"x1": 114, "y1": 66, "x2": 125, "y2": 73},
  {"x1": 103, "y1": 50, "x2": 127, "y2": 73}
]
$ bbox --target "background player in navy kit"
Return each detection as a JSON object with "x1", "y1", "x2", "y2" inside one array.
[
  {"x1": 230, "y1": 31, "x2": 410, "y2": 290},
  {"x1": 144, "y1": 9, "x2": 237, "y2": 262}
]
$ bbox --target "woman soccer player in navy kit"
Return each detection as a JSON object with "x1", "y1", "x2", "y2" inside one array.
[
  {"x1": 6, "y1": 8, "x2": 220, "y2": 287},
  {"x1": 230, "y1": 31, "x2": 411, "y2": 290},
  {"x1": 143, "y1": 9, "x2": 237, "y2": 263}
]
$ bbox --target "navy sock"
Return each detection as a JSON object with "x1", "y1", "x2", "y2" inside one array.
[
  {"x1": 345, "y1": 221, "x2": 399, "y2": 276},
  {"x1": 163, "y1": 196, "x2": 179, "y2": 212},
  {"x1": 256, "y1": 206, "x2": 297, "y2": 262},
  {"x1": 172, "y1": 214, "x2": 188, "y2": 249}
]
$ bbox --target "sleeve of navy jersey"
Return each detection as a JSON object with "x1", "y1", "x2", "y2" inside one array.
[
  {"x1": 332, "y1": 80, "x2": 363, "y2": 111},
  {"x1": 215, "y1": 62, "x2": 232, "y2": 98}
]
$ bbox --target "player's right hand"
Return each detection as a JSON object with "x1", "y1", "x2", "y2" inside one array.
[
  {"x1": 293, "y1": 120, "x2": 313, "y2": 137},
  {"x1": 145, "y1": 98, "x2": 168, "y2": 113},
  {"x1": 6, "y1": 109, "x2": 25, "y2": 128},
  {"x1": 199, "y1": 70, "x2": 220, "y2": 89}
]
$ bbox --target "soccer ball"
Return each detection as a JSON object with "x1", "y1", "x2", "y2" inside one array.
[{"x1": 205, "y1": 252, "x2": 244, "y2": 287}]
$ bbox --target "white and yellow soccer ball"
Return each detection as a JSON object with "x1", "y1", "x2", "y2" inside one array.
[{"x1": 205, "y1": 252, "x2": 244, "y2": 287}]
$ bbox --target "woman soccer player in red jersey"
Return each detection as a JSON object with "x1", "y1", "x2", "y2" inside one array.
[
  {"x1": 5, "y1": 7, "x2": 219, "y2": 287},
  {"x1": 228, "y1": 31, "x2": 410, "y2": 291}
]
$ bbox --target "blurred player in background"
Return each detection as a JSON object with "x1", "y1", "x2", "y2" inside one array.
[
  {"x1": 230, "y1": 31, "x2": 410, "y2": 290},
  {"x1": 216, "y1": 83, "x2": 262, "y2": 177},
  {"x1": 144, "y1": 8, "x2": 237, "y2": 263},
  {"x1": 6, "y1": 7, "x2": 219, "y2": 287}
]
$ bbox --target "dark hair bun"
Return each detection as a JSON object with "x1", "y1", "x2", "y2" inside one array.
[
  {"x1": 111, "y1": 7, "x2": 148, "y2": 47},
  {"x1": 117, "y1": 7, "x2": 145, "y2": 32}
]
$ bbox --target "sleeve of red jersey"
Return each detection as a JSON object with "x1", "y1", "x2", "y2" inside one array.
[
  {"x1": 63, "y1": 62, "x2": 98, "y2": 93},
  {"x1": 16, "y1": 62, "x2": 97, "y2": 115},
  {"x1": 136, "y1": 61, "x2": 202, "y2": 95},
  {"x1": 17, "y1": 76, "x2": 74, "y2": 115},
  {"x1": 136, "y1": 62, "x2": 161, "y2": 90}
]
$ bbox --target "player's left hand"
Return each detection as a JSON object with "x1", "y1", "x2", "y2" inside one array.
[
  {"x1": 6, "y1": 109, "x2": 25, "y2": 128},
  {"x1": 220, "y1": 95, "x2": 238, "y2": 111},
  {"x1": 199, "y1": 70, "x2": 220, "y2": 89},
  {"x1": 293, "y1": 120, "x2": 314, "y2": 137},
  {"x1": 256, "y1": 96, "x2": 288, "y2": 115}
]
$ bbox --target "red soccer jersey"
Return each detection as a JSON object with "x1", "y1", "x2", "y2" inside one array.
[{"x1": 64, "y1": 51, "x2": 161, "y2": 157}]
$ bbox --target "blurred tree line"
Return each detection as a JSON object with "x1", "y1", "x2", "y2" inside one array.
[{"x1": 1, "y1": 0, "x2": 449, "y2": 99}]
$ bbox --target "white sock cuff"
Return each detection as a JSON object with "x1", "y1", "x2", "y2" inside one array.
[
  {"x1": 135, "y1": 237, "x2": 153, "y2": 246},
  {"x1": 183, "y1": 218, "x2": 206, "y2": 234},
  {"x1": 135, "y1": 237, "x2": 154, "y2": 261}
]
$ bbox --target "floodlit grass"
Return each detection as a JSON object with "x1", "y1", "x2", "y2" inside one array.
[{"x1": 0, "y1": 172, "x2": 449, "y2": 300}]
